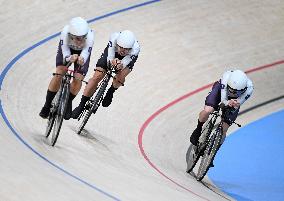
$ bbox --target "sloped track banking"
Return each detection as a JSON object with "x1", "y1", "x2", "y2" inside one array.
[
  {"x1": 138, "y1": 60, "x2": 284, "y2": 200},
  {"x1": 1, "y1": 1, "x2": 283, "y2": 200},
  {"x1": 0, "y1": 1, "x2": 160, "y2": 201}
]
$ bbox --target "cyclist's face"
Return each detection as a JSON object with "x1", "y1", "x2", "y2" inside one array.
[
  {"x1": 69, "y1": 34, "x2": 86, "y2": 46},
  {"x1": 227, "y1": 85, "x2": 246, "y2": 97},
  {"x1": 117, "y1": 45, "x2": 131, "y2": 56}
]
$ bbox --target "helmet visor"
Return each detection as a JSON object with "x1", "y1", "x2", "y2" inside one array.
[
  {"x1": 68, "y1": 33, "x2": 87, "y2": 42},
  {"x1": 227, "y1": 85, "x2": 247, "y2": 96},
  {"x1": 117, "y1": 44, "x2": 132, "y2": 52}
]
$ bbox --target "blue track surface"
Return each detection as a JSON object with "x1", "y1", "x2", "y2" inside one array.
[{"x1": 209, "y1": 109, "x2": 284, "y2": 201}]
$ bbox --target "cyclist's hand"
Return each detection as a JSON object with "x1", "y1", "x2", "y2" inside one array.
[
  {"x1": 228, "y1": 99, "x2": 239, "y2": 108},
  {"x1": 115, "y1": 62, "x2": 123, "y2": 71},
  {"x1": 70, "y1": 54, "x2": 78, "y2": 63},
  {"x1": 111, "y1": 58, "x2": 119, "y2": 66},
  {"x1": 233, "y1": 100, "x2": 240, "y2": 108},
  {"x1": 77, "y1": 56, "x2": 84, "y2": 66},
  {"x1": 219, "y1": 102, "x2": 226, "y2": 109},
  {"x1": 111, "y1": 58, "x2": 123, "y2": 71}
]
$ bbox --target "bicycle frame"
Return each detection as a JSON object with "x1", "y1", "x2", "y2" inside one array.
[
  {"x1": 45, "y1": 63, "x2": 87, "y2": 146},
  {"x1": 77, "y1": 63, "x2": 123, "y2": 134},
  {"x1": 186, "y1": 105, "x2": 241, "y2": 180},
  {"x1": 196, "y1": 106, "x2": 241, "y2": 180},
  {"x1": 186, "y1": 110, "x2": 220, "y2": 173}
]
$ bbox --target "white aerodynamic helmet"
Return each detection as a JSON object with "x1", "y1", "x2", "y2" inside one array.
[
  {"x1": 68, "y1": 17, "x2": 89, "y2": 37},
  {"x1": 117, "y1": 30, "x2": 135, "y2": 49},
  {"x1": 227, "y1": 70, "x2": 248, "y2": 96}
]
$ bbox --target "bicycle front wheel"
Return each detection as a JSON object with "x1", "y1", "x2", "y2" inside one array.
[
  {"x1": 186, "y1": 144, "x2": 199, "y2": 173},
  {"x1": 186, "y1": 117, "x2": 216, "y2": 173},
  {"x1": 77, "y1": 101, "x2": 93, "y2": 135},
  {"x1": 196, "y1": 125, "x2": 223, "y2": 181},
  {"x1": 77, "y1": 76, "x2": 110, "y2": 135},
  {"x1": 50, "y1": 84, "x2": 69, "y2": 146},
  {"x1": 45, "y1": 86, "x2": 63, "y2": 138},
  {"x1": 45, "y1": 109, "x2": 56, "y2": 138}
]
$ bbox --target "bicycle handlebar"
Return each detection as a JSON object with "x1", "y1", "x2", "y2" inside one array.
[
  {"x1": 95, "y1": 65, "x2": 125, "y2": 86},
  {"x1": 52, "y1": 72, "x2": 88, "y2": 84},
  {"x1": 210, "y1": 104, "x2": 242, "y2": 127}
]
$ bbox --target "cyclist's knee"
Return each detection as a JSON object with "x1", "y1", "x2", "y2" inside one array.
[
  {"x1": 203, "y1": 105, "x2": 214, "y2": 113},
  {"x1": 53, "y1": 66, "x2": 66, "y2": 80},
  {"x1": 91, "y1": 68, "x2": 105, "y2": 82},
  {"x1": 51, "y1": 74, "x2": 62, "y2": 87},
  {"x1": 56, "y1": 65, "x2": 67, "y2": 73},
  {"x1": 73, "y1": 73, "x2": 84, "y2": 83},
  {"x1": 200, "y1": 106, "x2": 214, "y2": 119}
]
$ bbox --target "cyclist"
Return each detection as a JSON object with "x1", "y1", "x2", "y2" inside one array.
[
  {"x1": 190, "y1": 70, "x2": 254, "y2": 155},
  {"x1": 72, "y1": 30, "x2": 140, "y2": 119},
  {"x1": 39, "y1": 17, "x2": 94, "y2": 120}
]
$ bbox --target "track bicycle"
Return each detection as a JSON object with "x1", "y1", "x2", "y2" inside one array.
[
  {"x1": 76, "y1": 62, "x2": 124, "y2": 135},
  {"x1": 186, "y1": 104, "x2": 241, "y2": 181},
  {"x1": 45, "y1": 62, "x2": 87, "y2": 146}
]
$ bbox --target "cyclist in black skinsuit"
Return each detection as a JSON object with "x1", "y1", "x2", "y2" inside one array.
[
  {"x1": 39, "y1": 17, "x2": 94, "y2": 120},
  {"x1": 72, "y1": 30, "x2": 140, "y2": 119},
  {"x1": 190, "y1": 70, "x2": 254, "y2": 152}
]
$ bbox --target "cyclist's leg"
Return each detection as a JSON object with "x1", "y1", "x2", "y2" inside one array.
[
  {"x1": 83, "y1": 67, "x2": 106, "y2": 96},
  {"x1": 40, "y1": 42, "x2": 69, "y2": 119},
  {"x1": 40, "y1": 65, "x2": 67, "y2": 118},
  {"x1": 102, "y1": 54, "x2": 137, "y2": 107},
  {"x1": 48, "y1": 66, "x2": 68, "y2": 91},
  {"x1": 190, "y1": 81, "x2": 221, "y2": 146},
  {"x1": 102, "y1": 67, "x2": 131, "y2": 107},
  {"x1": 83, "y1": 46, "x2": 108, "y2": 98},
  {"x1": 70, "y1": 73, "x2": 84, "y2": 94},
  {"x1": 221, "y1": 106, "x2": 240, "y2": 137},
  {"x1": 190, "y1": 105, "x2": 214, "y2": 146},
  {"x1": 72, "y1": 67, "x2": 105, "y2": 119},
  {"x1": 64, "y1": 58, "x2": 90, "y2": 120},
  {"x1": 70, "y1": 54, "x2": 90, "y2": 95},
  {"x1": 62, "y1": 72, "x2": 84, "y2": 120},
  {"x1": 213, "y1": 107, "x2": 240, "y2": 155}
]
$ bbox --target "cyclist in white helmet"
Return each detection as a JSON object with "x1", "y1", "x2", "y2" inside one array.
[
  {"x1": 189, "y1": 69, "x2": 254, "y2": 160},
  {"x1": 39, "y1": 17, "x2": 94, "y2": 120},
  {"x1": 72, "y1": 30, "x2": 140, "y2": 119}
]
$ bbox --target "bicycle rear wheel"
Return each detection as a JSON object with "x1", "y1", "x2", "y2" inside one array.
[
  {"x1": 50, "y1": 84, "x2": 69, "y2": 146},
  {"x1": 196, "y1": 125, "x2": 223, "y2": 181},
  {"x1": 77, "y1": 77, "x2": 110, "y2": 135},
  {"x1": 186, "y1": 118, "x2": 214, "y2": 173}
]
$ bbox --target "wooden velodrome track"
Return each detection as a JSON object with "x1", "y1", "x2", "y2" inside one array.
[{"x1": 0, "y1": 1, "x2": 283, "y2": 200}]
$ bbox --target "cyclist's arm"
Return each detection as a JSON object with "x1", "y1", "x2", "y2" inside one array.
[
  {"x1": 121, "y1": 41, "x2": 140, "y2": 68},
  {"x1": 220, "y1": 71, "x2": 231, "y2": 106},
  {"x1": 79, "y1": 30, "x2": 94, "y2": 64},
  {"x1": 60, "y1": 26, "x2": 71, "y2": 64},
  {"x1": 106, "y1": 32, "x2": 119, "y2": 64},
  {"x1": 237, "y1": 79, "x2": 254, "y2": 105}
]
